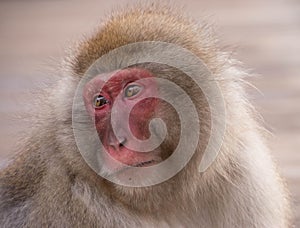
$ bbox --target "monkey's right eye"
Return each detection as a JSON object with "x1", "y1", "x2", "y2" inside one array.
[{"x1": 93, "y1": 95, "x2": 109, "y2": 108}]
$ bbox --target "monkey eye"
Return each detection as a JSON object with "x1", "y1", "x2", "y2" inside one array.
[
  {"x1": 93, "y1": 95, "x2": 109, "y2": 108},
  {"x1": 124, "y1": 84, "x2": 142, "y2": 98}
]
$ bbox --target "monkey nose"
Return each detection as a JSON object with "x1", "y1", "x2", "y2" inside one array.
[{"x1": 109, "y1": 136, "x2": 127, "y2": 150}]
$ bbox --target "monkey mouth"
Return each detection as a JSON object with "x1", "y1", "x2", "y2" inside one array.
[
  {"x1": 102, "y1": 159, "x2": 160, "y2": 179},
  {"x1": 132, "y1": 159, "x2": 156, "y2": 167},
  {"x1": 104, "y1": 145, "x2": 162, "y2": 167}
]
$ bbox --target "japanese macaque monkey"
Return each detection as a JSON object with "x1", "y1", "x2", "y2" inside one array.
[{"x1": 0, "y1": 3, "x2": 290, "y2": 228}]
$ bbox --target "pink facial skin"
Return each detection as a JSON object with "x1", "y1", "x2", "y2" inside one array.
[{"x1": 83, "y1": 68, "x2": 161, "y2": 168}]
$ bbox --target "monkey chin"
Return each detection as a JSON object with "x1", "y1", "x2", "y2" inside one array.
[{"x1": 99, "y1": 150, "x2": 163, "y2": 182}]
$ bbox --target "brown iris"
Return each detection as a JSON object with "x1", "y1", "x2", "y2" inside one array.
[{"x1": 94, "y1": 95, "x2": 108, "y2": 108}]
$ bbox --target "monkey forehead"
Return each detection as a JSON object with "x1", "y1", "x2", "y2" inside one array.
[{"x1": 83, "y1": 68, "x2": 156, "y2": 97}]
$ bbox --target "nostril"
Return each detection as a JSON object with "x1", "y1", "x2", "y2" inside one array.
[
  {"x1": 108, "y1": 136, "x2": 127, "y2": 150},
  {"x1": 119, "y1": 137, "x2": 127, "y2": 147}
]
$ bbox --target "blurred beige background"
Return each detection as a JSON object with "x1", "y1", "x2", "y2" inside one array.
[{"x1": 0, "y1": 0, "x2": 299, "y2": 226}]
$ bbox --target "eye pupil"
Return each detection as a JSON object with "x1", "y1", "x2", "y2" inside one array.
[{"x1": 94, "y1": 95, "x2": 108, "y2": 108}]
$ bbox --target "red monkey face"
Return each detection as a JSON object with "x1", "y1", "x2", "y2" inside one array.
[{"x1": 83, "y1": 68, "x2": 168, "y2": 170}]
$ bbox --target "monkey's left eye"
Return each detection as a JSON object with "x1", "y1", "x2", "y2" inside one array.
[
  {"x1": 93, "y1": 95, "x2": 109, "y2": 108},
  {"x1": 124, "y1": 85, "x2": 142, "y2": 98}
]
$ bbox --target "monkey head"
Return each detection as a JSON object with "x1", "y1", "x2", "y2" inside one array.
[{"x1": 70, "y1": 39, "x2": 223, "y2": 212}]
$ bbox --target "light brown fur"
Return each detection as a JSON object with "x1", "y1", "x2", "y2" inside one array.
[{"x1": 0, "y1": 3, "x2": 290, "y2": 227}]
